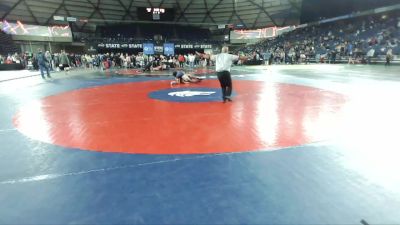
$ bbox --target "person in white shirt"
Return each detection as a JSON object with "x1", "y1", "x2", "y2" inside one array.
[
  {"x1": 197, "y1": 47, "x2": 248, "y2": 102},
  {"x1": 366, "y1": 48, "x2": 375, "y2": 64},
  {"x1": 386, "y1": 48, "x2": 393, "y2": 66},
  {"x1": 188, "y1": 53, "x2": 196, "y2": 68}
]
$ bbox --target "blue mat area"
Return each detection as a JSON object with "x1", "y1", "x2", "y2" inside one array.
[{"x1": 1, "y1": 65, "x2": 400, "y2": 224}]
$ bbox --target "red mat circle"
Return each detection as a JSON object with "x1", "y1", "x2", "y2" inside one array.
[{"x1": 13, "y1": 80, "x2": 346, "y2": 154}]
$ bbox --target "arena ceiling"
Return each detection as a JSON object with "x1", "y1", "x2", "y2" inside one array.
[{"x1": 0, "y1": 0, "x2": 302, "y2": 31}]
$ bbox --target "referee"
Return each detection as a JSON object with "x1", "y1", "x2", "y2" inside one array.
[{"x1": 197, "y1": 47, "x2": 247, "y2": 103}]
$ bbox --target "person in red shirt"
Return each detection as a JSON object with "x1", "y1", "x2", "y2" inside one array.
[{"x1": 178, "y1": 54, "x2": 185, "y2": 68}]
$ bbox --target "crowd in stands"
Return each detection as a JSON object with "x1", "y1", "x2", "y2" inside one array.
[
  {"x1": 21, "y1": 51, "x2": 212, "y2": 72},
  {"x1": 0, "y1": 53, "x2": 27, "y2": 65},
  {"x1": 87, "y1": 37, "x2": 223, "y2": 46},
  {"x1": 0, "y1": 30, "x2": 20, "y2": 58},
  {"x1": 3, "y1": 11, "x2": 399, "y2": 71},
  {"x1": 237, "y1": 12, "x2": 400, "y2": 65}
]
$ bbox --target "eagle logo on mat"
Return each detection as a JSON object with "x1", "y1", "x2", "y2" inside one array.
[
  {"x1": 168, "y1": 90, "x2": 216, "y2": 97},
  {"x1": 149, "y1": 87, "x2": 226, "y2": 102}
]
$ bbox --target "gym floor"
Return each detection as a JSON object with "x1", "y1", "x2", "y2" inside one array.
[{"x1": 0, "y1": 64, "x2": 399, "y2": 224}]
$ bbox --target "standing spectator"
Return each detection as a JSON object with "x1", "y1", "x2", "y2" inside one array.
[
  {"x1": 53, "y1": 53, "x2": 60, "y2": 71},
  {"x1": 366, "y1": 48, "x2": 375, "y2": 64},
  {"x1": 385, "y1": 48, "x2": 393, "y2": 66},
  {"x1": 188, "y1": 53, "x2": 195, "y2": 68},
  {"x1": 36, "y1": 49, "x2": 51, "y2": 79},
  {"x1": 59, "y1": 50, "x2": 70, "y2": 72},
  {"x1": 330, "y1": 50, "x2": 337, "y2": 64},
  {"x1": 347, "y1": 42, "x2": 353, "y2": 56},
  {"x1": 45, "y1": 51, "x2": 53, "y2": 71},
  {"x1": 178, "y1": 54, "x2": 185, "y2": 68}
]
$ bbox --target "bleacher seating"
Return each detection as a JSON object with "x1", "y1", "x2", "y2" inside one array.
[
  {"x1": 237, "y1": 11, "x2": 400, "y2": 65},
  {"x1": 0, "y1": 30, "x2": 19, "y2": 55},
  {"x1": 96, "y1": 24, "x2": 212, "y2": 41}
]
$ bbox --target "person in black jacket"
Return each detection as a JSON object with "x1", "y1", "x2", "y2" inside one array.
[{"x1": 36, "y1": 49, "x2": 51, "y2": 79}]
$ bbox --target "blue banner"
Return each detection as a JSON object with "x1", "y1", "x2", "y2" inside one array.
[
  {"x1": 163, "y1": 43, "x2": 175, "y2": 55},
  {"x1": 143, "y1": 43, "x2": 154, "y2": 55}
]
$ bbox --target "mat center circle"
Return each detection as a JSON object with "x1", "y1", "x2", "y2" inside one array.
[
  {"x1": 13, "y1": 80, "x2": 347, "y2": 154},
  {"x1": 149, "y1": 87, "x2": 227, "y2": 102}
]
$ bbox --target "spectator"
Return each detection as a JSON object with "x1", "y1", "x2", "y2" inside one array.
[
  {"x1": 59, "y1": 50, "x2": 70, "y2": 72},
  {"x1": 36, "y1": 49, "x2": 51, "y2": 79},
  {"x1": 386, "y1": 48, "x2": 393, "y2": 66},
  {"x1": 366, "y1": 48, "x2": 375, "y2": 64}
]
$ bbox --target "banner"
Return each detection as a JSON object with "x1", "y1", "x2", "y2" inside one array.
[
  {"x1": 174, "y1": 44, "x2": 212, "y2": 49},
  {"x1": 0, "y1": 20, "x2": 72, "y2": 37},
  {"x1": 154, "y1": 45, "x2": 164, "y2": 54},
  {"x1": 163, "y1": 43, "x2": 174, "y2": 55},
  {"x1": 0, "y1": 20, "x2": 72, "y2": 42},
  {"x1": 66, "y1": 17, "x2": 77, "y2": 22},
  {"x1": 96, "y1": 42, "x2": 212, "y2": 50},
  {"x1": 230, "y1": 28, "x2": 275, "y2": 40},
  {"x1": 218, "y1": 24, "x2": 226, "y2": 29},
  {"x1": 97, "y1": 43, "x2": 143, "y2": 49},
  {"x1": 143, "y1": 43, "x2": 154, "y2": 55}
]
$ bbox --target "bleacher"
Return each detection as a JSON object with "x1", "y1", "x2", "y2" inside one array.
[
  {"x1": 238, "y1": 11, "x2": 400, "y2": 65},
  {"x1": 96, "y1": 24, "x2": 212, "y2": 41},
  {"x1": 0, "y1": 30, "x2": 19, "y2": 55}
]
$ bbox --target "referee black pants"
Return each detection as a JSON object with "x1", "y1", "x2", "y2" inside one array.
[{"x1": 217, "y1": 71, "x2": 232, "y2": 100}]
